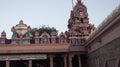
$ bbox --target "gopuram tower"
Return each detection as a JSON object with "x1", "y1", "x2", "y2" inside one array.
[{"x1": 68, "y1": 0, "x2": 95, "y2": 45}]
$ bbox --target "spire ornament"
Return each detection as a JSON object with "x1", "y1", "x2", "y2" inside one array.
[
  {"x1": 19, "y1": 20, "x2": 24, "y2": 24},
  {"x1": 77, "y1": 0, "x2": 81, "y2": 2}
]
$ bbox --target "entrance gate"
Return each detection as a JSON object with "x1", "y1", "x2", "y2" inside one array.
[
  {"x1": 0, "y1": 61, "x2": 5, "y2": 67},
  {"x1": 0, "y1": 54, "x2": 48, "y2": 67},
  {"x1": 32, "y1": 60, "x2": 49, "y2": 67}
]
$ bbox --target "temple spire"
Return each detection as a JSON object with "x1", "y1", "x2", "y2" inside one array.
[
  {"x1": 68, "y1": 0, "x2": 95, "y2": 45},
  {"x1": 72, "y1": 0, "x2": 82, "y2": 10},
  {"x1": 72, "y1": 0, "x2": 74, "y2": 10}
]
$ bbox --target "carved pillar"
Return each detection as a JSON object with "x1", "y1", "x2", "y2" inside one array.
[
  {"x1": 6, "y1": 60, "x2": 10, "y2": 67},
  {"x1": 28, "y1": 39, "x2": 30, "y2": 44},
  {"x1": 50, "y1": 55, "x2": 54, "y2": 67},
  {"x1": 29, "y1": 60, "x2": 32, "y2": 67},
  {"x1": 41, "y1": 38, "x2": 43, "y2": 44},
  {"x1": 68, "y1": 55, "x2": 73, "y2": 67},
  {"x1": 78, "y1": 55, "x2": 82, "y2": 67},
  {"x1": 63, "y1": 55, "x2": 67, "y2": 67}
]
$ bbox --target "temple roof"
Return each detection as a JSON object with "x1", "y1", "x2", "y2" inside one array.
[
  {"x1": 88, "y1": 5, "x2": 120, "y2": 40},
  {"x1": 1, "y1": 30, "x2": 6, "y2": 35}
]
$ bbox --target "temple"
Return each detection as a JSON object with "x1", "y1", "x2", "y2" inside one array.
[{"x1": 0, "y1": 0, "x2": 120, "y2": 67}]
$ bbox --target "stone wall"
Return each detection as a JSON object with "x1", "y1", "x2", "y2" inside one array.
[{"x1": 87, "y1": 37, "x2": 120, "y2": 67}]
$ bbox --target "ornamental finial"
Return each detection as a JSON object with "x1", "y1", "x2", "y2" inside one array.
[
  {"x1": 19, "y1": 20, "x2": 24, "y2": 24},
  {"x1": 77, "y1": 0, "x2": 81, "y2": 2}
]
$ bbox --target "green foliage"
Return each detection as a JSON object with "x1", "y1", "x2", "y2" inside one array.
[{"x1": 31, "y1": 25, "x2": 58, "y2": 36}]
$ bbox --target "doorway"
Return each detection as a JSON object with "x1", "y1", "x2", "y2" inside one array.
[
  {"x1": 32, "y1": 59, "x2": 49, "y2": 67},
  {"x1": 10, "y1": 60, "x2": 28, "y2": 67},
  {"x1": 0, "y1": 61, "x2": 5, "y2": 67}
]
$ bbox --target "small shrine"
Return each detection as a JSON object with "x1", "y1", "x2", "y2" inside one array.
[
  {"x1": 0, "y1": 30, "x2": 6, "y2": 44},
  {"x1": 11, "y1": 20, "x2": 33, "y2": 44}
]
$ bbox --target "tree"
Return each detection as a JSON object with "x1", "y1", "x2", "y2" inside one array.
[{"x1": 31, "y1": 25, "x2": 58, "y2": 37}]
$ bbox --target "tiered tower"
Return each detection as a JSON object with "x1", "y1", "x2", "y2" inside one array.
[{"x1": 68, "y1": 0, "x2": 95, "y2": 45}]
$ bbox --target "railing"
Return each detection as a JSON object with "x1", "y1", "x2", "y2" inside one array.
[
  {"x1": 0, "y1": 43, "x2": 87, "y2": 54},
  {"x1": 0, "y1": 44, "x2": 70, "y2": 53}
]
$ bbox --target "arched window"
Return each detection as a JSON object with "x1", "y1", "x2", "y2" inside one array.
[
  {"x1": 42, "y1": 35, "x2": 49, "y2": 44},
  {"x1": 40, "y1": 32, "x2": 50, "y2": 44},
  {"x1": 60, "y1": 35, "x2": 65, "y2": 43}
]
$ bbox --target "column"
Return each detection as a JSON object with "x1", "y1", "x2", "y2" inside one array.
[
  {"x1": 103, "y1": 61, "x2": 107, "y2": 67},
  {"x1": 29, "y1": 60, "x2": 32, "y2": 67},
  {"x1": 50, "y1": 55, "x2": 54, "y2": 67},
  {"x1": 63, "y1": 55, "x2": 67, "y2": 67},
  {"x1": 28, "y1": 39, "x2": 30, "y2": 44},
  {"x1": 78, "y1": 55, "x2": 82, "y2": 67},
  {"x1": 115, "y1": 58, "x2": 119, "y2": 67},
  {"x1": 6, "y1": 60, "x2": 10, "y2": 67},
  {"x1": 68, "y1": 55, "x2": 72, "y2": 67}
]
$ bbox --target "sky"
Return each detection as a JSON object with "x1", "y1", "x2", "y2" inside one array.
[{"x1": 0, "y1": 0, "x2": 119, "y2": 39}]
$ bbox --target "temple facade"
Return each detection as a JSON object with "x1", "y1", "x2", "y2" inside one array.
[{"x1": 0, "y1": 0, "x2": 120, "y2": 67}]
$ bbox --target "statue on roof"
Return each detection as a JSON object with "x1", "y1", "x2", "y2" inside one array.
[{"x1": 11, "y1": 20, "x2": 33, "y2": 38}]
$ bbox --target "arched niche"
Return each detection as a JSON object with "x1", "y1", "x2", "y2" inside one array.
[
  {"x1": 59, "y1": 32, "x2": 67, "y2": 44},
  {"x1": 40, "y1": 32, "x2": 50, "y2": 44}
]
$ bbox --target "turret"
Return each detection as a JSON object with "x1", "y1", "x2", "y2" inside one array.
[
  {"x1": 0, "y1": 30, "x2": 6, "y2": 44},
  {"x1": 11, "y1": 20, "x2": 33, "y2": 44},
  {"x1": 1, "y1": 30, "x2": 6, "y2": 38}
]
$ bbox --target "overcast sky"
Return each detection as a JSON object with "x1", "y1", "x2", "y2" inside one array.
[{"x1": 0, "y1": 0, "x2": 119, "y2": 38}]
